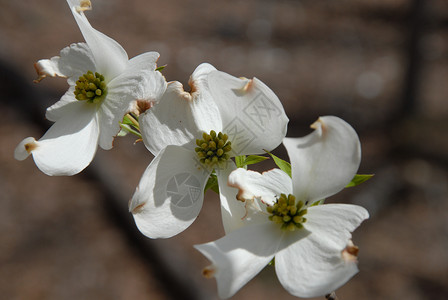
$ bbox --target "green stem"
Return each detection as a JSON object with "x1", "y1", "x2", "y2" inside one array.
[{"x1": 126, "y1": 113, "x2": 140, "y2": 129}]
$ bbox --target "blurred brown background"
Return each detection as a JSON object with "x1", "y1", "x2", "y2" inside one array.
[{"x1": 1, "y1": 0, "x2": 447, "y2": 299}]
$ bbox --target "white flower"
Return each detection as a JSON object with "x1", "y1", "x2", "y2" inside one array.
[
  {"x1": 194, "y1": 116, "x2": 369, "y2": 299},
  {"x1": 14, "y1": 0, "x2": 167, "y2": 176},
  {"x1": 129, "y1": 63, "x2": 289, "y2": 238}
]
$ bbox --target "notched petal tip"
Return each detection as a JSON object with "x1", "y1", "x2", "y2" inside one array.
[
  {"x1": 202, "y1": 265, "x2": 216, "y2": 279},
  {"x1": 187, "y1": 77, "x2": 198, "y2": 95},
  {"x1": 34, "y1": 63, "x2": 47, "y2": 83},
  {"x1": 241, "y1": 78, "x2": 255, "y2": 93},
  {"x1": 76, "y1": 0, "x2": 92, "y2": 13},
  {"x1": 33, "y1": 62, "x2": 52, "y2": 83},
  {"x1": 168, "y1": 81, "x2": 193, "y2": 101},
  {"x1": 227, "y1": 180, "x2": 250, "y2": 202},
  {"x1": 128, "y1": 188, "x2": 147, "y2": 214},
  {"x1": 341, "y1": 240, "x2": 359, "y2": 263},
  {"x1": 129, "y1": 195, "x2": 147, "y2": 214},
  {"x1": 129, "y1": 99, "x2": 156, "y2": 116},
  {"x1": 14, "y1": 137, "x2": 38, "y2": 161},
  {"x1": 310, "y1": 117, "x2": 325, "y2": 134},
  {"x1": 131, "y1": 202, "x2": 146, "y2": 214},
  {"x1": 33, "y1": 60, "x2": 66, "y2": 83},
  {"x1": 231, "y1": 78, "x2": 255, "y2": 96}
]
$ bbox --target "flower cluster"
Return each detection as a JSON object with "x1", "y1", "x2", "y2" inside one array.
[
  {"x1": 196, "y1": 116, "x2": 369, "y2": 298},
  {"x1": 15, "y1": 1, "x2": 371, "y2": 299}
]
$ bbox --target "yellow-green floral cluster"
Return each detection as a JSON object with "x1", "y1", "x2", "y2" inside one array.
[
  {"x1": 74, "y1": 71, "x2": 107, "y2": 104},
  {"x1": 195, "y1": 130, "x2": 232, "y2": 166},
  {"x1": 267, "y1": 194, "x2": 307, "y2": 231}
]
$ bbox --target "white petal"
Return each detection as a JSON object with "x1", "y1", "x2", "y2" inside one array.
[
  {"x1": 34, "y1": 42, "x2": 95, "y2": 85},
  {"x1": 141, "y1": 63, "x2": 223, "y2": 154},
  {"x1": 45, "y1": 87, "x2": 78, "y2": 122},
  {"x1": 67, "y1": 1, "x2": 128, "y2": 80},
  {"x1": 283, "y1": 116, "x2": 361, "y2": 204},
  {"x1": 216, "y1": 161, "x2": 247, "y2": 234},
  {"x1": 275, "y1": 204, "x2": 369, "y2": 298},
  {"x1": 194, "y1": 222, "x2": 282, "y2": 299},
  {"x1": 99, "y1": 70, "x2": 166, "y2": 150},
  {"x1": 228, "y1": 168, "x2": 293, "y2": 205},
  {"x1": 127, "y1": 51, "x2": 160, "y2": 72},
  {"x1": 14, "y1": 137, "x2": 38, "y2": 161},
  {"x1": 207, "y1": 71, "x2": 288, "y2": 156},
  {"x1": 189, "y1": 63, "x2": 223, "y2": 133},
  {"x1": 31, "y1": 102, "x2": 99, "y2": 176},
  {"x1": 57, "y1": 42, "x2": 97, "y2": 85},
  {"x1": 129, "y1": 145, "x2": 211, "y2": 238},
  {"x1": 40, "y1": 43, "x2": 96, "y2": 122},
  {"x1": 121, "y1": 68, "x2": 167, "y2": 106},
  {"x1": 221, "y1": 168, "x2": 293, "y2": 233},
  {"x1": 140, "y1": 81, "x2": 201, "y2": 156},
  {"x1": 34, "y1": 57, "x2": 64, "y2": 83},
  {"x1": 305, "y1": 204, "x2": 369, "y2": 249}
]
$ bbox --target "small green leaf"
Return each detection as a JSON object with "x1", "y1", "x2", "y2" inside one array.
[
  {"x1": 346, "y1": 174, "x2": 374, "y2": 188},
  {"x1": 244, "y1": 155, "x2": 269, "y2": 166},
  {"x1": 235, "y1": 155, "x2": 247, "y2": 169},
  {"x1": 155, "y1": 65, "x2": 166, "y2": 72},
  {"x1": 204, "y1": 173, "x2": 219, "y2": 194},
  {"x1": 234, "y1": 155, "x2": 269, "y2": 168},
  {"x1": 265, "y1": 151, "x2": 291, "y2": 178}
]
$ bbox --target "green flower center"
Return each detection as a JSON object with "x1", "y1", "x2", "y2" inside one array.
[
  {"x1": 74, "y1": 71, "x2": 107, "y2": 104},
  {"x1": 267, "y1": 194, "x2": 307, "y2": 231},
  {"x1": 195, "y1": 130, "x2": 232, "y2": 166}
]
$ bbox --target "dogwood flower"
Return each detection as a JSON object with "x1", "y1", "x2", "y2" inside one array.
[
  {"x1": 194, "y1": 116, "x2": 369, "y2": 299},
  {"x1": 129, "y1": 63, "x2": 288, "y2": 238},
  {"x1": 14, "y1": 0, "x2": 166, "y2": 176}
]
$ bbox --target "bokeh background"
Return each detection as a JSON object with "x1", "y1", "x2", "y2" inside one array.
[{"x1": 1, "y1": 0, "x2": 447, "y2": 299}]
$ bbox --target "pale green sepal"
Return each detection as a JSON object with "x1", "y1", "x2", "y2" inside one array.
[
  {"x1": 117, "y1": 128, "x2": 128, "y2": 137},
  {"x1": 123, "y1": 113, "x2": 140, "y2": 129},
  {"x1": 119, "y1": 114, "x2": 141, "y2": 138},
  {"x1": 346, "y1": 174, "x2": 374, "y2": 188},
  {"x1": 265, "y1": 151, "x2": 291, "y2": 178},
  {"x1": 204, "y1": 172, "x2": 220, "y2": 194},
  {"x1": 310, "y1": 199, "x2": 325, "y2": 206},
  {"x1": 235, "y1": 155, "x2": 247, "y2": 169},
  {"x1": 121, "y1": 114, "x2": 135, "y2": 126},
  {"x1": 119, "y1": 123, "x2": 142, "y2": 138}
]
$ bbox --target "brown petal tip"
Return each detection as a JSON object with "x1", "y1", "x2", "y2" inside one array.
[
  {"x1": 76, "y1": 0, "x2": 92, "y2": 13},
  {"x1": 202, "y1": 265, "x2": 216, "y2": 278}
]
